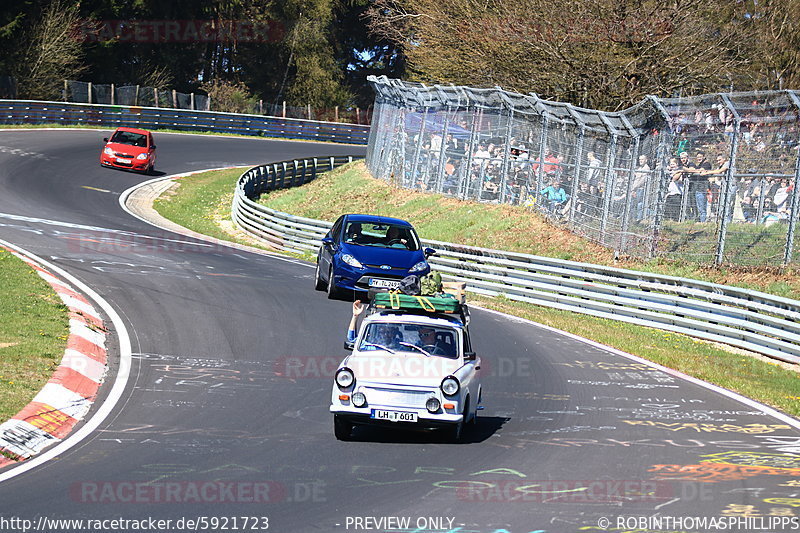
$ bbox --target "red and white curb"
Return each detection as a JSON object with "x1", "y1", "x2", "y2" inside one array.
[{"x1": 0, "y1": 247, "x2": 108, "y2": 467}]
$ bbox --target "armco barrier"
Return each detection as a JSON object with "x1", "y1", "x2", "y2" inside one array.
[
  {"x1": 232, "y1": 157, "x2": 800, "y2": 366},
  {"x1": 0, "y1": 100, "x2": 369, "y2": 144}
]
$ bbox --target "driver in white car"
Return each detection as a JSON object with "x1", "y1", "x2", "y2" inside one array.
[{"x1": 414, "y1": 325, "x2": 455, "y2": 357}]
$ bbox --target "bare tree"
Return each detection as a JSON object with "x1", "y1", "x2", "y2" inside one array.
[
  {"x1": 749, "y1": 0, "x2": 800, "y2": 90},
  {"x1": 368, "y1": 0, "x2": 757, "y2": 110},
  {"x1": 16, "y1": 0, "x2": 85, "y2": 100}
]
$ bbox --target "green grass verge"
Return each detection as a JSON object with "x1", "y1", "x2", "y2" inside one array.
[
  {"x1": 151, "y1": 160, "x2": 800, "y2": 418},
  {"x1": 0, "y1": 249, "x2": 69, "y2": 421},
  {"x1": 151, "y1": 168, "x2": 313, "y2": 261}
]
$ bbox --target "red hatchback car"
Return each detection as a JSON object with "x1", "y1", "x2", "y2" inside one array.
[{"x1": 100, "y1": 127, "x2": 157, "y2": 173}]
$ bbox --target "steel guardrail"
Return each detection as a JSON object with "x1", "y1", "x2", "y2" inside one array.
[
  {"x1": 0, "y1": 100, "x2": 369, "y2": 144},
  {"x1": 232, "y1": 157, "x2": 800, "y2": 365}
]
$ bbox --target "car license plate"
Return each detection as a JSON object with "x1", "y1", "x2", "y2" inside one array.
[
  {"x1": 369, "y1": 279, "x2": 401, "y2": 289},
  {"x1": 116, "y1": 158, "x2": 132, "y2": 164},
  {"x1": 371, "y1": 409, "x2": 418, "y2": 422}
]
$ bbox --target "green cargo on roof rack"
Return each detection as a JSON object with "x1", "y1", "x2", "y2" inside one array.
[{"x1": 372, "y1": 291, "x2": 462, "y2": 314}]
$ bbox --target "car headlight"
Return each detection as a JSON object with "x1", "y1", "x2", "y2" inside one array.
[
  {"x1": 136, "y1": 153, "x2": 149, "y2": 160},
  {"x1": 341, "y1": 254, "x2": 363, "y2": 269},
  {"x1": 335, "y1": 367, "x2": 355, "y2": 389},
  {"x1": 441, "y1": 376, "x2": 460, "y2": 396},
  {"x1": 426, "y1": 397, "x2": 441, "y2": 413},
  {"x1": 103, "y1": 147, "x2": 114, "y2": 155},
  {"x1": 409, "y1": 261, "x2": 428, "y2": 273},
  {"x1": 352, "y1": 392, "x2": 367, "y2": 407}
]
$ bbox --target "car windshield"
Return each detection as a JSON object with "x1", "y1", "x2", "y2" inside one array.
[
  {"x1": 110, "y1": 131, "x2": 148, "y2": 147},
  {"x1": 358, "y1": 322, "x2": 458, "y2": 359},
  {"x1": 343, "y1": 222, "x2": 420, "y2": 251}
]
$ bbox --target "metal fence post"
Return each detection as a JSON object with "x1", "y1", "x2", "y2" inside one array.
[
  {"x1": 365, "y1": 93, "x2": 383, "y2": 174},
  {"x1": 499, "y1": 107, "x2": 515, "y2": 203},
  {"x1": 462, "y1": 104, "x2": 481, "y2": 201},
  {"x1": 715, "y1": 94, "x2": 742, "y2": 266},
  {"x1": 599, "y1": 134, "x2": 618, "y2": 244},
  {"x1": 567, "y1": 125, "x2": 586, "y2": 223},
  {"x1": 410, "y1": 106, "x2": 428, "y2": 189},
  {"x1": 434, "y1": 101, "x2": 453, "y2": 193},
  {"x1": 535, "y1": 115, "x2": 549, "y2": 197},
  {"x1": 783, "y1": 90, "x2": 800, "y2": 264},
  {"x1": 756, "y1": 176, "x2": 767, "y2": 223},
  {"x1": 644, "y1": 95, "x2": 675, "y2": 259},
  {"x1": 391, "y1": 100, "x2": 408, "y2": 185},
  {"x1": 619, "y1": 136, "x2": 641, "y2": 254},
  {"x1": 647, "y1": 135, "x2": 671, "y2": 259}
]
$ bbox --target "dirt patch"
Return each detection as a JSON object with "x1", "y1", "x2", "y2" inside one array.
[{"x1": 0, "y1": 342, "x2": 19, "y2": 349}]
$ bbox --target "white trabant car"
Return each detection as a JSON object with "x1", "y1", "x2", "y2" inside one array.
[{"x1": 330, "y1": 305, "x2": 482, "y2": 441}]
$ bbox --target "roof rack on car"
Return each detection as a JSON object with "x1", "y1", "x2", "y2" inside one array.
[{"x1": 367, "y1": 288, "x2": 470, "y2": 326}]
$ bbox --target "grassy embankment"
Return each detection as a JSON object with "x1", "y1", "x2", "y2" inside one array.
[
  {"x1": 152, "y1": 161, "x2": 800, "y2": 417},
  {"x1": 0, "y1": 249, "x2": 69, "y2": 425}
]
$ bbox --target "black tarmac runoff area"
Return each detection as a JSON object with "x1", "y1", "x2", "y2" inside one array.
[{"x1": 0, "y1": 129, "x2": 798, "y2": 533}]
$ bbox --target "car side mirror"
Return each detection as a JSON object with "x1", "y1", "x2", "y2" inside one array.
[
  {"x1": 464, "y1": 351, "x2": 476, "y2": 361},
  {"x1": 322, "y1": 237, "x2": 334, "y2": 248},
  {"x1": 344, "y1": 340, "x2": 355, "y2": 351},
  {"x1": 151, "y1": 144, "x2": 156, "y2": 149},
  {"x1": 103, "y1": 138, "x2": 108, "y2": 142},
  {"x1": 424, "y1": 247, "x2": 437, "y2": 257}
]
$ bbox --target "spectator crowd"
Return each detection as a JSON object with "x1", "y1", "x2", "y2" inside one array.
[{"x1": 399, "y1": 97, "x2": 799, "y2": 230}]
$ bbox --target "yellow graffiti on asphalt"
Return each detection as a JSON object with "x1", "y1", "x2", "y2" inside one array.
[{"x1": 624, "y1": 421, "x2": 791, "y2": 433}]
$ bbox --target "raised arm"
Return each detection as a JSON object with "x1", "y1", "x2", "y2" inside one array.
[{"x1": 347, "y1": 300, "x2": 366, "y2": 343}]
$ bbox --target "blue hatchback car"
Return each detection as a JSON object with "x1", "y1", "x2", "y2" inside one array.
[{"x1": 314, "y1": 214, "x2": 435, "y2": 298}]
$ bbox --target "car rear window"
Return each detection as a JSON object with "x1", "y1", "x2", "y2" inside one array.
[{"x1": 343, "y1": 222, "x2": 420, "y2": 251}]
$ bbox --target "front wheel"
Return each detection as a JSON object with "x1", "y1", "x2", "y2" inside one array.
[
  {"x1": 314, "y1": 259, "x2": 326, "y2": 291},
  {"x1": 326, "y1": 266, "x2": 340, "y2": 300},
  {"x1": 333, "y1": 415, "x2": 352, "y2": 441},
  {"x1": 446, "y1": 421, "x2": 463, "y2": 443}
]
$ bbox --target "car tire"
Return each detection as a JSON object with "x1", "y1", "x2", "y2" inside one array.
[
  {"x1": 314, "y1": 259, "x2": 326, "y2": 291},
  {"x1": 326, "y1": 266, "x2": 339, "y2": 300},
  {"x1": 333, "y1": 415, "x2": 352, "y2": 441},
  {"x1": 447, "y1": 420, "x2": 463, "y2": 443},
  {"x1": 464, "y1": 396, "x2": 476, "y2": 426}
]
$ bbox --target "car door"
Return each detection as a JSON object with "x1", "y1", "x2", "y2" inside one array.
[
  {"x1": 148, "y1": 133, "x2": 157, "y2": 162},
  {"x1": 319, "y1": 216, "x2": 344, "y2": 279},
  {"x1": 460, "y1": 328, "x2": 481, "y2": 420}
]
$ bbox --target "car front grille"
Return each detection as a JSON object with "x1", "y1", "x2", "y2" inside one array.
[
  {"x1": 364, "y1": 264, "x2": 405, "y2": 270},
  {"x1": 364, "y1": 387, "x2": 433, "y2": 408}
]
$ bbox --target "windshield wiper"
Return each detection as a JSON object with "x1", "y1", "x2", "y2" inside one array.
[
  {"x1": 398, "y1": 342, "x2": 432, "y2": 357},
  {"x1": 362, "y1": 342, "x2": 396, "y2": 354}
]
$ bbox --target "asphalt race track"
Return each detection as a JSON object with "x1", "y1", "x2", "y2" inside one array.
[{"x1": 0, "y1": 129, "x2": 799, "y2": 533}]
